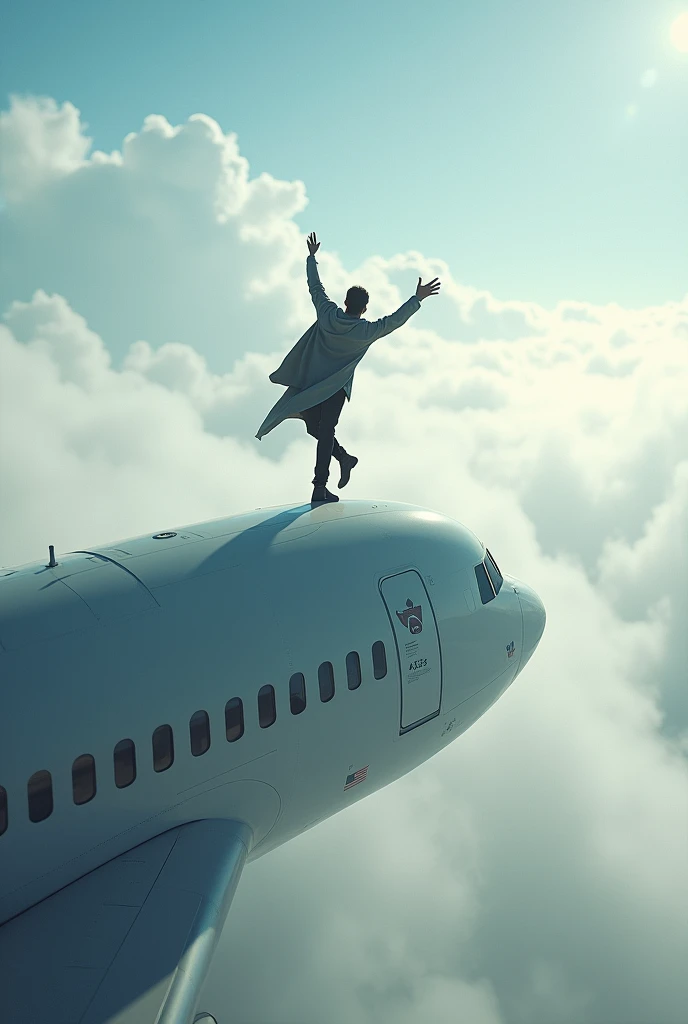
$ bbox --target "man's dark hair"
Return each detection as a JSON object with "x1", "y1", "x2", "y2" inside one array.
[{"x1": 345, "y1": 286, "x2": 369, "y2": 316}]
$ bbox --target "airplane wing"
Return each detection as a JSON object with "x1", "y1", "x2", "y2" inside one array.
[{"x1": 0, "y1": 818, "x2": 252, "y2": 1024}]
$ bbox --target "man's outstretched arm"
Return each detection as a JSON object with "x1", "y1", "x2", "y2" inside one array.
[
  {"x1": 306, "y1": 231, "x2": 336, "y2": 317},
  {"x1": 362, "y1": 276, "x2": 441, "y2": 343}
]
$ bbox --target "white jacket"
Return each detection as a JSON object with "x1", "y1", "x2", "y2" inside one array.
[{"x1": 255, "y1": 256, "x2": 420, "y2": 439}]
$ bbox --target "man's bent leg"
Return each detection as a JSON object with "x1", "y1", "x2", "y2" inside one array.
[
  {"x1": 332, "y1": 437, "x2": 346, "y2": 461},
  {"x1": 312, "y1": 389, "x2": 346, "y2": 487},
  {"x1": 303, "y1": 405, "x2": 348, "y2": 462},
  {"x1": 301, "y1": 404, "x2": 322, "y2": 441}
]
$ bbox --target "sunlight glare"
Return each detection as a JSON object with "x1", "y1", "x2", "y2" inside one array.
[{"x1": 670, "y1": 12, "x2": 688, "y2": 52}]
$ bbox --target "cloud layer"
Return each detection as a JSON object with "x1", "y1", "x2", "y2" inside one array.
[{"x1": 1, "y1": 96, "x2": 687, "y2": 1024}]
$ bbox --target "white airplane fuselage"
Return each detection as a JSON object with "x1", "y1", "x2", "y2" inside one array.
[{"x1": 0, "y1": 500, "x2": 545, "y2": 926}]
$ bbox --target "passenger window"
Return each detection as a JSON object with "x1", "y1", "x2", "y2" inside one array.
[
  {"x1": 318, "y1": 661, "x2": 335, "y2": 702},
  {"x1": 190, "y1": 710, "x2": 211, "y2": 757},
  {"x1": 475, "y1": 561, "x2": 496, "y2": 604},
  {"x1": 225, "y1": 698, "x2": 244, "y2": 742},
  {"x1": 346, "y1": 651, "x2": 362, "y2": 690},
  {"x1": 72, "y1": 754, "x2": 96, "y2": 805},
  {"x1": 372, "y1": 641, "x2": 387, "y2": 680},
  {"x1": 28, "y1": 770, "x2": 53, "y2": 823},
  {"x1": 152, "y1": 725, "x2": 174, "y2": 772},
  {"x1": 114, "y1": 738, "x2": 137, "y2": 788},
  {"x1": 0, "y1": 786, "x2": 7, "y2": 836},
  {"x1": 485, "y1": 550, "x2": 503, "y2": 595},
  {"x1": 289, "y1": 673, "x2": 306, "y2": 715},
  {"x1": 258, "y1": 685, "x2": 276, "y2": 728}
]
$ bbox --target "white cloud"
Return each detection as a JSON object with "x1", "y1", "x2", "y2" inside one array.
[
  {"x1": 0, "y1": 95, "x2": 98, "y2": 201},
  {"x1": 1, "y1": 96, "x2": 688, "y2": 1024},
  {"x1": 0, "y1": 97, "x2": 308, "y2": 373}
]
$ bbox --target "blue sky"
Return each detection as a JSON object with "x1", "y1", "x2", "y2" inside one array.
[{"x1": 2, "y1": 0, "x2": 686, "y2": 307}]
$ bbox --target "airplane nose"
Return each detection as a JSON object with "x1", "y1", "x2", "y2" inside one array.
[{"x1": 514, "y1": 580, "x2": 546, "y2": 672}]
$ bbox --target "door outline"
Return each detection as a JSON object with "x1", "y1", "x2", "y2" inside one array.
[{"x1": 379, "y1": 570, "x2": 443, "y2": 734}]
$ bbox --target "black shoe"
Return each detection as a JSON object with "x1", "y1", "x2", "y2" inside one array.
[
  {"x1": 311, "y1": 486, "x2": 339, "y2": 504},
  {"x1": 337, "y1": 454, "x2": 358, "y2": 489}
]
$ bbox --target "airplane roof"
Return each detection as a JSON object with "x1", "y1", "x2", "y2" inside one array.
[{"x1": 2, "y1": 501, "x2": 481, "y2": 590}]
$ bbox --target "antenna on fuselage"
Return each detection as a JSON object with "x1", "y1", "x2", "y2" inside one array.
[{"x1": 47, "y1": 545, "x2": 57, "y2": 568}]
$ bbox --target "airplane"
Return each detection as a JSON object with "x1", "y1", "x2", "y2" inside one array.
[{"x1": 0, "y1": 498, "x2": 545, "y2": 1024}]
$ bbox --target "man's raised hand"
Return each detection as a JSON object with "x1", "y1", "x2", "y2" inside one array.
[
  {"x1": 307, "y1": 232, "x2": 320, "y2": 256},
  {"x1": 416, "y1": 276, "x2": 441, "y2": 300}
]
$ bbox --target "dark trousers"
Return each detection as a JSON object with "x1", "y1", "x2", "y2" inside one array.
[{"x1": 301, "y1": 389, "x2": 348, "y2": 487}]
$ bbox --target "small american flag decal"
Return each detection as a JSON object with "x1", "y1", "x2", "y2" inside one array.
[
  {"x1": 506, "y1": 640, "x2": 515, "y2": 658},
  {"x1": 344, "y1": 766, "x2": 368, "y2": 790}
]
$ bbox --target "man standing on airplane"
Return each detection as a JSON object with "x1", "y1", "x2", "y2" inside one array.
[{"x1": 256, "y1": 232, "x2": 441, "y2": 504}]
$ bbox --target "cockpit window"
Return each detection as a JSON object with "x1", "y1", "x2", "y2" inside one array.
[
  {"x1": 485, "y1": 550, "x2": 503, "y2": 595},
  {"x1": 475, "y1": 561, "x2": 496, "y2": 604}
]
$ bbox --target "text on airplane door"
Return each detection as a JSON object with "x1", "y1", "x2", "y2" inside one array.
[
  {"x1": 381, "y1": 571, "x2": 442, "y2": 730},
  {"x1": 396, "y1": 599, "x2": 423, "y2": 634}
]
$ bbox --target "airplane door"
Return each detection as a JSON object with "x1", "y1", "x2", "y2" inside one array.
[{"x1": 380, "y1": 570, "x2": 442, "y2": 733}]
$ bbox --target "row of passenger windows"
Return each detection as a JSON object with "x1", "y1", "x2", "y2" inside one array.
[
  {"x1": 0, "y1": 640, "x2": 389, "y2": 835},
  {"x1": 475, "y1": 549, "x2": 503, "y2": 604}
]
